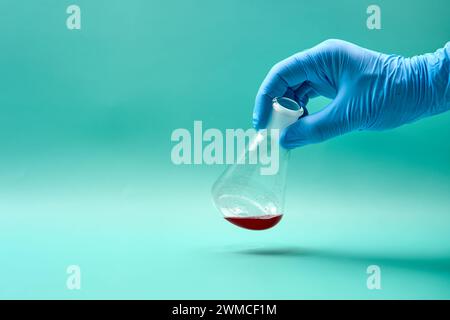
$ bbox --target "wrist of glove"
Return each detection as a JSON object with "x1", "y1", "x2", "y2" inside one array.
[
  {"x1": 425, "y1": 42, "x2": 450, "y2": 116},
  {"x1": 354, "y1": 42, "x2": 450, "y2": 131}
]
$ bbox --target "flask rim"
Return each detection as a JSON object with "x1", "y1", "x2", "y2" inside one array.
[{"x1": 272, "y1": 97, "x2": 304, "y2": 118}]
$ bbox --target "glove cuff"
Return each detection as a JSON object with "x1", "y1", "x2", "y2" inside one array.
[{"x1": 426, "y1": 43, "x2": 450, "y2": 114}]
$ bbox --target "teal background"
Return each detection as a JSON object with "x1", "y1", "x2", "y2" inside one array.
[{"x1": 0, "y1": 0, "x2": 449, "y2": 299}]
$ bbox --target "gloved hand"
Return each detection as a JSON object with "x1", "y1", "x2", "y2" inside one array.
[{"x1": 253, "y1": 39, "x2": 450, "y2": 148}]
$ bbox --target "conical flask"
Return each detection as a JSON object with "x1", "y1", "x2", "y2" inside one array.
[{"x1": 212, "y1": 97, "x2": 304, "y2": 230}]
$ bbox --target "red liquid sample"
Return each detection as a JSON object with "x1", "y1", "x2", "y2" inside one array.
[{"x1": 225, "y1": 214, "x2": 283, "y2": 230}]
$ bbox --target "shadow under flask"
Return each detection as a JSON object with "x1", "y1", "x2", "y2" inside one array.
[{"x1": 212, "y1": 97, "x2": 304, "y2": 230}]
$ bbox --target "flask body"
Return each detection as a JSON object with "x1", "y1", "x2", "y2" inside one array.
[
  {"x1": 212, "y1": 142, "x2": 289, "y2": 230},
  {"x1": 212, "y1": 97, "x2": 303, "y2": 230}
]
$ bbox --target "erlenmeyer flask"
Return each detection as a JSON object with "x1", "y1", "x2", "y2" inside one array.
[{"x1": 212, "y1": 97, "x2": 304, "y2": 230}]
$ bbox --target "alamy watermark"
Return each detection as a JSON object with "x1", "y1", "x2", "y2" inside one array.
[
  {"x1": 366, "y1": 5, "x2": 381, "y2": 30},
  {"x1": 171, "y1": 121, "x2": 281, "y2": 175},
  {"x1": 366, "y1": 265, "x2": 381, "y2": 290},
  {"x1": 66, "y1": 5, "x2": 81, "y2": 30},
  {"x1": 66, "y1": 265, "x2": 81, "y2": 290}
]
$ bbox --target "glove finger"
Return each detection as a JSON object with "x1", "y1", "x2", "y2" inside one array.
[{"x1": 253, "y1": 51, "x2": 318, "y2": 129}]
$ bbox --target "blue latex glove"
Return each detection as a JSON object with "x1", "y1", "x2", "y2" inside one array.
[{"x1": 253, "y1": 39, "x2": 450, "y2": 148}]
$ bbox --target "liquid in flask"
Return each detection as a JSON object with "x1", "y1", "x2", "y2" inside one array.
[{"x1": 212, "y1": 97, "x2": 305, "y2": 230}]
